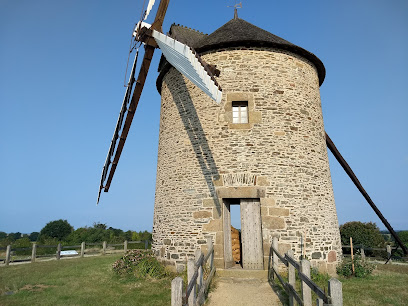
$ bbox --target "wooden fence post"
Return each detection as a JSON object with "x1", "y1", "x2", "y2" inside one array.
[
  {"x1": 287, "y1": 249, "x2": 295, "y2": 306},
  {"x1": 145, "y1": 240, "x2": 149, "y2": 250},
  {"x1": 31, "y1": 243, "x2": 37, "y2": 263},
  {"x1": 207, "y1": 237, "x2": 213, "y2": 269},
  {"x1": 195, "y1": 249, "x2": 203, "y2": 303},
  {"x1": 350, "y1": 237, "x2": 355, "y2": 274},
  {"x1": 272, "y1": 237, "x2": 278, "y2": 279},
  {"x1": 386, "y1": 245, "x2": 392, "y2": 264},
  {"x1": 5, "y1": 245, "x2": 11, "y2": 266},
  {"x1": 171, "y1": 277, "x2": 183, "y2": 306},
  {"x1": 187, "y1": 259, "x2": 196, "y2": 306},
  {"x1": 56, "y1": 243, "x2": 61, "y2": 260},
  {"x1": 328, "y1": 278, "x2": 343, "y2": 306},
  {"x1": 102, "y1": 241, "x2": 106, "y2": 255},
  {"x1": 300, "y1": 259, "x2": 312, "y2": 306},
  {"x1": 81, "y1": 242, "x2": 85, "y2": 257},
  {"x1": 124, "y1": 240, "x2": 128, "y2": 253}
]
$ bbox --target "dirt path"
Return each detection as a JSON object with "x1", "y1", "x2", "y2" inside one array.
[{"x1": 206, "y1": 276, "x2": 282, "y2": 306}]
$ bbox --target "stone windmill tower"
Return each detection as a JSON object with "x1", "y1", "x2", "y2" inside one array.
[
  {"x1": 152, "y1": 14, "x2": 341, "y2": 273},
  {"x1": 98, "y1": 0, "x2": 407, "y2": 273}
]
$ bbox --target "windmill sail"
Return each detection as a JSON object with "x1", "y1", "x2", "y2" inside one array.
[
  {"x1": 152, "y1": 30, "x2": 222, "y2": 103},
  {"x1": 144, "y1": 0, "x2": 156, "y2": 20}
]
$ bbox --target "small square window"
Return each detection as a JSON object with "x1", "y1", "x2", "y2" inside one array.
[{"x1": 232, "y1": 101, "x2": 248, "y2": 123}]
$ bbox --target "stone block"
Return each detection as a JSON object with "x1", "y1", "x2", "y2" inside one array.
[
  {"x1": 216, "y1": 186, "x2": 265, "y2": 198},
  {"x1": 317, "y1": 261, "x2": 327, "y2": 274},
  {"x1": 261, "y1": 206, "x2": 268, "y2": 216},
  {"x1": 163, "y1": 239, "x2": 171, "y2": 245},
  {"x1": 312, "y1": 252, "x2": 321, "y2": 259},
  {"x1": 260, "y1": 198, "x2": 276, "y2": 206},
  {"x1": 256, "y1": 176, "x2": 270, "y2": 186},
  {"x1": 278, "y1": 243, "x2": 291, "y2": 255},
  {"x1": 203, "y1": 198, "x2": 216, "y2": 207},
  {"x1": 274, "y1": 131, "x2": 285, "y2": 136},
  {"x1": 213, "y1": 258, "x2": 224, "y2": 269},
  {"x1": 193, "y1": 211, "x2": 212, "y2": 219},
  {"x1": 215, "y1": 231, "x2": 224, "y2": 245},
  {"x1": 327, "y1": 263, "x2": 337, "y2": 277},
  {"x1": 171, "y1": 254, "x2": 179, "y2": 259},
  {"x1": 328, "y1": 250, "x2": 337, "y2": 263},
  {"x1": 213, "y1": 207, "x2": 221, "y2": 219},
  {"x1": 269, "y1": 207, "x2": 290, "y2": 216},
  {"x1": 203, "y1": 219, "x2": 222, "y2": 232},
  {"x1": 262, "y1": 216, "x2": 285, "y2": 229},
  {"x1": 213, "y1": 176, "x2": 223, "y2": 187},
  {"x1": 213, "y1": 244, "x2": 223, "y2": 257}
]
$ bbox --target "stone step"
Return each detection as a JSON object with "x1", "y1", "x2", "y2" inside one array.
[{"x1": 216, "y1": 268, "x2": 268, "y2": 280}]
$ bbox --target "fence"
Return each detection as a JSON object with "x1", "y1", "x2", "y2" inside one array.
[
  {"x1": 0, "y1": 240, "x2": 150, "y2": 266},
  {"x1": 269, "y1": 237, "x2": 342, "y2": 306},
  {"x1": 171, "y1": 237, "x2": 215, "y2": 306},
  {"x1": 342, "y1": 244, "x2": 407, "y2": 263}
]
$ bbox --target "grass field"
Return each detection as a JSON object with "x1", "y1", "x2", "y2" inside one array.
[
  {"x1": 0, "y1": 255, "x2": 171, "y2": 306},
  {"x1": 270, "y1": 263, "x2": 408, "y2": 306},
  {"x1": 1, "y1": 256, "x2": 407, "y2": 305}
]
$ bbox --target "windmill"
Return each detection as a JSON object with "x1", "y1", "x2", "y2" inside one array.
[{"x1": 98, "y1": 0, "x2": 407, "y2": 271}]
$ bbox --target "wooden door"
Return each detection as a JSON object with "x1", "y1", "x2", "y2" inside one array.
[
  {"x1": 240, "y1": 199, "x2": 263, "y2": 269},
  {"x1": 223, "y1": 200, "x2": 234, "y2": 268}
]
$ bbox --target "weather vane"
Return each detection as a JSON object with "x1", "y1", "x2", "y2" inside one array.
[{"x1": 227, "y1": 1, "x2": 242, "y2": 19}]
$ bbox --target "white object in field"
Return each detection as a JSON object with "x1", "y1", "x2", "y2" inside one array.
[
  {"x1": 133, "y1": 21, "x2": 152, "y2": 37},
  {"x1": 144, "y1": 0, "x2": 156, "y2": 20},
  {"x1": 60, "y1": 250, "x2": 79, "y2": 256},
  {"x1": 152, "y1": 30, "x2": 222, "y2": 104}
]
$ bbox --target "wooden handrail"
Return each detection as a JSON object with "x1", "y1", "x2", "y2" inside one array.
[
  {"x1": 172, "y1": 237, "x2": 215, "y2": 306},
  {"x1": 269, "y1": 237, "x2": 342, "y2": 306}
]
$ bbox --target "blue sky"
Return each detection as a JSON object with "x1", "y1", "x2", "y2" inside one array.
[{"x1": 1, "y1": 0, "x2": 407, "y2": 233}]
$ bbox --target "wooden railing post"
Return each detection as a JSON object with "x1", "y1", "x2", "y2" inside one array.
[
  {"x1": 187, "y1": 259, "x2": 196, "y2": 306},
  {"x1": 287, "y1": 249, "x2": 295, "y2": 306},
  {"x1": 102, "y1": 241, "x2": 107, "y2": 255},
  {"x1": 145, "y1": 240, "x2": 149, "y2": 250},
  {"x1": 207, "y1": 237, "x2": 213, "y2": 269},
  {"x1": 328, "y1": 278, "x2": 343, "y2": 306},
  {"x1": 124, "y1": 240, "x2": 128, "y2": 253},
  {"x1": 5, "y1": 245, "x2": 11, "y2": 266},
  {"x1": 171, "y1": 277, "x2": 183, "y2": 306},
  {"x1": 272, "y1": 237, "x2": 278, "y2": 279},
  {"x1": 195, "y1": 249, "x2": 203, "y2": 303},
  {"x1": 31, "y1": 243, "x2": 37, "y2": 263},
  {"x1": 386, "y1": 245, "x2": 392, "y2": 264},
  {"x1": 360, "y1": 247, "x2": 365, "y2": 261},
  {"x1": 56, "y1": 243, "x2": 62, "y2": 260},
  {"x1": 80, "y1": 242, "x2": 85, "y2": 257},
  {"x1": 300, "y1": 259, "x2": 312, "y2": 306}
]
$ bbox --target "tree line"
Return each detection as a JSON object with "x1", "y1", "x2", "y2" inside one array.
[{"x1": 0, "y1": 219, "x2": 152, "y2": 248}]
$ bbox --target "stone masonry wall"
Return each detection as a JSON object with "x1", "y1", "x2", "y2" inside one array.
[{"x1": 152, "y1": 47, "x2": 342, "y2": 273}]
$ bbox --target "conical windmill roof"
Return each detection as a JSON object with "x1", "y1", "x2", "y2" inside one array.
[
  {"x1": 157, "y1": 17, "x2": 326, "y2": 91},
  {"x1": 195, "y1": 18, "x2": 325, "y2": 85}
]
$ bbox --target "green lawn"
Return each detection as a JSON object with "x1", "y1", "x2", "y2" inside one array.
[
  {"x1": 270, "y1": 263, "x2": 408, "y2": 306},
  {"x1": 340, "y1": 264, "x2": 408, "y2": 306},
  {"x1": 0, "y1": 255, "x2": 171, "y2": 305}
]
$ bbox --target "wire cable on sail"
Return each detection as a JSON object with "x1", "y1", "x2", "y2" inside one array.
[{"x1": 97, "y1": 49, "x2": 139, "y2": 204}]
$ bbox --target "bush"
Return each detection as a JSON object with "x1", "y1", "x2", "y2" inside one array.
[
  {"x1": 39, "y1": 219, "x2": 73, "y2": 241},
  {"x1": 112, "y1": 250, "x2": 168, "y2": 279},
  {"x1": 337, "y1": 255, "x2": 376, "y2": 278},
  {"x1": 340, "y1": 221, "x2": 385, "y2": 257}
]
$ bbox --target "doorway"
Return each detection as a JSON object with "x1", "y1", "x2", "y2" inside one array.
[{"x1": 223, "y1": 198, "x2": 263, "y2": 270}]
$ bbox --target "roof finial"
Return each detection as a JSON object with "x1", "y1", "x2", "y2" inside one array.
[{"x1": 228, "y1": 1, "x2": 242, "y2": 19}]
